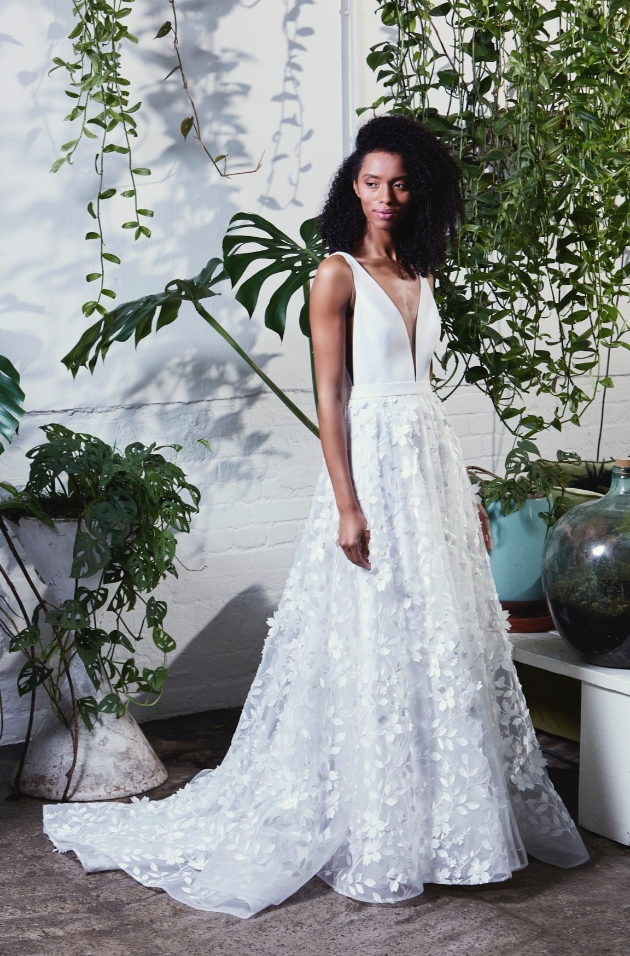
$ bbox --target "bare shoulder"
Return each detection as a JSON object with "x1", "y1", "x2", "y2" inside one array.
[
  {"x1": 311, "y1": 254, "x2": 354, "y2": 311},
  {"x1": 314, "y1": 254, "x2": 353, "y2": 284}
]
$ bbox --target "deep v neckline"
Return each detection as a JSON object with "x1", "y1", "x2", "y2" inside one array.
[{"x1": 348, "y1": 254, "x2": 422, "y2": 379}]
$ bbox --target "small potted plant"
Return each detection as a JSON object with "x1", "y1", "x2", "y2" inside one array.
[
  {"x1": 0, "y1": 423, "x2": 200, "y2": 801},
  {"x1": 468, "y1": 445, "x2": 601, "y2": 631}
]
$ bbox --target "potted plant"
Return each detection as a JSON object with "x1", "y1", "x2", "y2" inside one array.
[
  {"x1": 0, "y1": 423, "x2": 200, "y2": 801},
  {"x1": 468, "y1": 446, "x2": 601, "y2": 632}
]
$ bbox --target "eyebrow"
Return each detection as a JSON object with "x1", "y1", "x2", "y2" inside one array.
[{"x1": 360, "y1": 172, "x2": 408, "y2": 179}]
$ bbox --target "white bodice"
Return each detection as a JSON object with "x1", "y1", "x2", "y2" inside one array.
[{"x1": 332, "y1": 252, "x2": 441, "y2": 390}]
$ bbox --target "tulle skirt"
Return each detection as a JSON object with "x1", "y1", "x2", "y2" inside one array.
[{"x1": 43, "y1": 390, "x2": 588, "y2": 918}]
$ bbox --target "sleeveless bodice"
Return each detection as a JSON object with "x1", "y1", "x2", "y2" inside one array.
[{"x1": 332, "y1": 251, "x2": 441, "y2": 392}]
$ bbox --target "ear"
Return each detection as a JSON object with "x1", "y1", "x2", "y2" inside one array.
[{"x1": 352, "y1": 179, "x2": 360, "y2": 199}]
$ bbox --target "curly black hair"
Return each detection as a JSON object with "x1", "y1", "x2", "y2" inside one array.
[{"x1": 319, "y1": 115, "x2": 463, "y2": 276}]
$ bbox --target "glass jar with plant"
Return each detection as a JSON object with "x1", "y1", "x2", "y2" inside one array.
[
  {"x1": 0, "y1": 423, "x2": 200, "y2": 800},
  {"x1": 543, "y1": 458, "x2": 630, "y2": 667}
]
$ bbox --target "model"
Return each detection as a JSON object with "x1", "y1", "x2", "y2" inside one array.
[{"x1": 43, "y1": 116, "x2": 588, "y2": 918}]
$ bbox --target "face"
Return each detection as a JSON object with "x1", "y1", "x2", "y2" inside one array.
[{"x1": 353, "y1": 151, "x2": 412, "y2": 233}]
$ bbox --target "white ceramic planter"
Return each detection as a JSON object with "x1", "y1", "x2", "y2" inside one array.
[{"x1": 9, "y1": 518, "x2": 167, "y2": 801}]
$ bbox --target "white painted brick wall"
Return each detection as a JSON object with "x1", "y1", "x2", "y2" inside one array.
[{"x1": 0, "y1": 0, "x2": 628, "y2": 745}]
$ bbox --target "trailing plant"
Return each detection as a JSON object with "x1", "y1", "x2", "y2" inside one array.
[
  {"x1": 48, "y1": 0, "x2": 262, "y2": 326},
  {"x1": 50, "y1": 0, "x2": 152, "y2": 321},
  {"x1": 360, "y1": 0, "x2": 630, "y2": 440},
  {"x1": 155, "y1": 0, "x2": 263, "y2": 178},
  {"x1": 0, "y1": 424, "x2": 200, "y2": 738},
  {"x1": 468, "y1": 448, "x2": 582, "y2": 528}
]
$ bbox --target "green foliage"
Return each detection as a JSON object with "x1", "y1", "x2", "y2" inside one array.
[
  {"x1": 469, "y1": 447, "x2": 582, "y2": 527},
  {"x1": 62, "y1": 258, "x2": 225, "y2": 374},
  {"x1": 49, "y1": 0, "x2": 152, "y2": 320},
  {"x1": 2, "y1": 425, "x2": 200, "y2": 729},
  {"x1": 222, "y1": 214, "x2": 325, "y2": 404},
  {"x1": 362, "y1": 0, "x2": 630, "y2": 439},
  {"x1": 223, "y1": 215, "x2": 325, "y2": 340},
  {"x1": 63, "y1": 256, "x2": 320, "y2": 438},
  {"x1": 0, "y1": 356, "x2": 25, "y2": 454}
]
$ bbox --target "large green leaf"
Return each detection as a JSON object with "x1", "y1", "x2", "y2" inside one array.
[
  {"x1": 0, "y1": 355, "x2": 25, "y2": 453},
  {"x1": 222, "y1": 213, "x2": 325, "y2": 340},
  {"x1": 62, "y1": 258, "x2": 226, "y2": 375},
  {"x1": 63, "y1": 252, "x2": 320, "y2": 437}
]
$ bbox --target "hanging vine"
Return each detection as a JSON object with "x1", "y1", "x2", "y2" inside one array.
[
  {"x1": 50, "y1": 0, "x2": 151, "y2": 321},
  {"x1": 155, "y1": 0, "x2": 263, "y2": 179},
  {"x1": 49, "y1": 0, "x2": 262, "y2": 326},
  {"x1": 363, "y1": 0, "x2": 630, "y2": 440}
]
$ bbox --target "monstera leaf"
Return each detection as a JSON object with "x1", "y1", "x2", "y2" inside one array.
[
  {"x1": 222, "y1": 213, "x2": 325, "y2": 339},
  {"x1": 0, "y1": 356, "x2": 25, "y2": 453},
  {"x1": 62, "y1": 258, "x2": 226, "y2": 375},
  {"x1": 62, "y1": 250, "x2": 319, "y2": 437}
]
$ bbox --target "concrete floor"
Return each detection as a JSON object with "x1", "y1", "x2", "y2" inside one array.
[{"x1": 1, "y1": 711, "x2": 629, "y2": 956}]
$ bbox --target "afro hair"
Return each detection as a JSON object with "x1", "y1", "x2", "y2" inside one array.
[{"x1": 319, "y1": 114, "x2": 463, "y2": 276}]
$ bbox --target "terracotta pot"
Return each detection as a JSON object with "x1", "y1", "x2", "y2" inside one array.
[{"x1": 501, "y1": 599, "x2": 553, "y2": 634}]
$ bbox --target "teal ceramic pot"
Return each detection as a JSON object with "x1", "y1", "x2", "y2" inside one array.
[
  {"x1": 543, "y1": 461, "x2": 630, "y2": 668},
  {"x1": 487, "y1": 498, "x2": 551, "y2": 602}
]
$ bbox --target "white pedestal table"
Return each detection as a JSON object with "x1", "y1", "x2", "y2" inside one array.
[{"x1": 511, "y1": 631, "x2": 630, "y2": 846}]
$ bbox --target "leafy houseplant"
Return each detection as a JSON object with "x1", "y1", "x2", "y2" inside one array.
[
  {"x1": 362, "y1": 0, "x2": 630, "y2": 441},
  {"x1": 0, "y1": 424, "x2": 199, "y2": 799},
  {"x1": 468, "y1": 447, "x2": 584, "y2": 530}
]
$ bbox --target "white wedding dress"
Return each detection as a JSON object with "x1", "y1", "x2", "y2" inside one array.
[{"x1": 44, "y1": 253, "x2": 589, "y2": 917}]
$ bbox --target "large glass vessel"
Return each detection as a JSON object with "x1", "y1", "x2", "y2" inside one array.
[{"x1": 543, "y1": 459, "x2": 630, "y2": 668}]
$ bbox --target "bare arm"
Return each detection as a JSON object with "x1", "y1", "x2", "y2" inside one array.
[{"x1": 310, "y1": 257, "x2": 370, "y2": 570}]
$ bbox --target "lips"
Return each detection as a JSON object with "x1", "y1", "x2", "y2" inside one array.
[{"x1": 374, "y1": 208, "x2": 397, "y2": 219}]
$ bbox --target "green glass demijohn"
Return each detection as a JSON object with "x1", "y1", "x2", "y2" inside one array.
[{"x1": 543, "y1": 459, "x2": 630, "y2": 668}]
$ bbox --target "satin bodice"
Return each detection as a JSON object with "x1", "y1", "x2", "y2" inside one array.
[{"x1": 332, "y1": 252, "x2": 441, "y2": 389}]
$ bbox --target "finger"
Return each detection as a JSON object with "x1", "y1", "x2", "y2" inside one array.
[
  {"x1": 360, "y1": 530, "x2": 371, "y2": 566},
  {"x1": 345, "y1": 543, "x2": 370, "y2": 570}
]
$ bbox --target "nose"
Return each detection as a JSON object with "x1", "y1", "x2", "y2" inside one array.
[{"x1": 378, "y1": 183, "x2": 396, "y2": 204}]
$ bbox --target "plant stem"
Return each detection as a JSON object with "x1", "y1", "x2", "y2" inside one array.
[
  {"x1": 11, "y1": 685, "x2": 36, "y2": 799},
  {"x1": 0, "y1": 518, "x2": 79, "y2": 798},
  {"x1": 61, "y1": 664, "x2": 80, "y2": 803},
  {"x1": 596, "y1": 347, "x2": 612, "y2": 462},
  {"x1": 192, "y1": 298, "x2": 320, "y2": 439},
  {"x1": 166, "y1": 0, "x2": 263, "y2": 178}
]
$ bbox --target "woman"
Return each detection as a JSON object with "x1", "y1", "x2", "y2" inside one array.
[{"x1": 44, "y1": 116, "x2": 588, "y2": 918}]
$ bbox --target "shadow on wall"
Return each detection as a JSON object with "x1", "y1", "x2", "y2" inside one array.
[
  {"x1": 260, "y1": 0, "x2": 315, "y2": 213},
  {"x1": 134, "y1": 584, "x2": 276, "y2": 720},
  {"x1": 135, "y1": 0, "x2": 258, "y2": 288}
]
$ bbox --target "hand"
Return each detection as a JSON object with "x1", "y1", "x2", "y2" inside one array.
[
  {"x1": 477, "y1": 503, "x2": 492, "y2": 551},
  {"x1": 338, "y1": 508, "x2": 371, "y2": 570}
]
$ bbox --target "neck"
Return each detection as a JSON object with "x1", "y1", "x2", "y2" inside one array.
[
  {"x1": 609, "y1": 467, "x2": 630, "y2": 495},
  {"x1": 354, "y1": 224, "x2": 399, "y2": 261}
]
